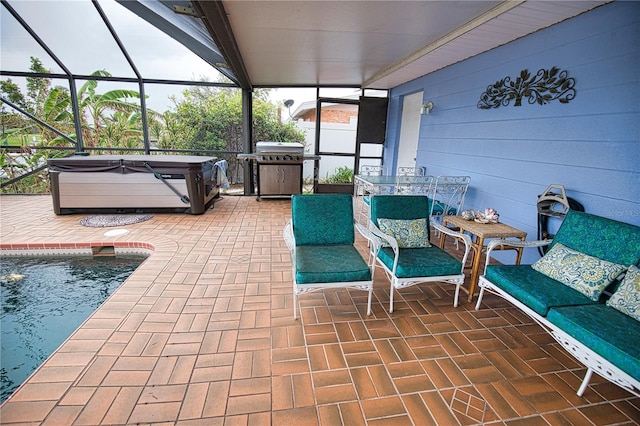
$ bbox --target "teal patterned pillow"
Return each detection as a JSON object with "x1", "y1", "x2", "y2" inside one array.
[
  {"x1": 531, "y1": 242, "x2": 627, "y2": 301},
  {"x1": 607, "y1": 265, "x2": 640, "y2": 321},
  {"x1": 378, "y1": 218, "x2": 431, "y2": 248}
]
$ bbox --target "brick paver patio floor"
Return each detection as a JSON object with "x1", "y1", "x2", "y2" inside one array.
[{"x1": 1, "y1": 194, "x2": 638, "y2": 425}]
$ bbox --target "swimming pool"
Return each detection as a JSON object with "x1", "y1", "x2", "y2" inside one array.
[{"x1": 0, "y1": 255, "x2": 146, "y2": 402}]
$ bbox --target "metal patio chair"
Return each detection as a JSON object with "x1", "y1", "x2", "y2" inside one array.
[
  {"x1": 396, "y1": 166, "x2": 427, "y2": 194},
  {"x1": 430, "y1": 175, "x2": 471, "y2": 226},
  {"x1": 368, "y1": 195, "x2": 472, "y2": 312},
  {"x1": 357, "y1": 165, "x2": 384, "y2": 224},
  {"x1": 284, "y1": 193, "x2": 379, "y2": 319},
  {"x1": 397, "y1": 166, "x2": 425, "y2": 176}
]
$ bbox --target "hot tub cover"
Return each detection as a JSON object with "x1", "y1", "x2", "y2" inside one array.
[{"x1": 48, "y1": 154, "x2": 217, "y2": 175}]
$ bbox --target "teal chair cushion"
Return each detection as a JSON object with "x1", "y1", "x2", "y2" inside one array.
[
  {"x1": 377, "y1": 246, "x2": 462, "y2": 278},
  {"x1": 371, "y1": 194, "x2": 430, "y2": 225},
  {"x1": 547, "y1": 304, "x2": 640, "y2": 382},
  {"x1": 551, "y1": 211, "x2": 640, "y2": 267},
  {"x1": 292, "y1": 194, "x2": 354, "y2": 246},
  {"x1": 430, "y1": 200, "x2": 458, "y2": 216},
  {"x1": 485, "y1": 265, "x2": 597, "y2": 316},
  {"x1": 295, "y1": 245, "x2": 371, "y2": 284}
]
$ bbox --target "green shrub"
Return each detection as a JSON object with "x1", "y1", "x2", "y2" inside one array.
[{"x1": 324, "y1": 166, "x2": 353, "y2": 184}]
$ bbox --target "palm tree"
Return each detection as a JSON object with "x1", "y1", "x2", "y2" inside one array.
[
  {"x1": 76, "y1": 70, "x2": 143, "y2": 148},
  {"x1": 99, "y1": 111, "x2": 144, "y2": 151}
]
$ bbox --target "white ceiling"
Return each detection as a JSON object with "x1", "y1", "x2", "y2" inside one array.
[{"x1": 212, "y1": 0, "x2": 609, "y2": 90}]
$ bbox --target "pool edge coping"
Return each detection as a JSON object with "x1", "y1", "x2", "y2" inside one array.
[{"x1": 0, "y1": 242, "x2": 155, "y2": 256}]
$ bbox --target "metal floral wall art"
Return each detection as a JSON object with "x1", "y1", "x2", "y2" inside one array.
[{"x1": 477, "y1": 67, "x2": 576, "y2": 109}]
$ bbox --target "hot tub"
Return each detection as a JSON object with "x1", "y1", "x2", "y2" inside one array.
[{"x1": 48, "y1": 154, "x2": 220, "y2": 215}]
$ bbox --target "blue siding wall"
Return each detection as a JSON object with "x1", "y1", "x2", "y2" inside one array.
[{"x1": 385, "y1": 2, "x2": 640, "y2": 262}]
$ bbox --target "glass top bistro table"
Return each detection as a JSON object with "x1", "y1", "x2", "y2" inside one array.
[
  {"x1": 439, "y1": 215, "x2": 527, "y2": 302},
  {"x1": 353, "y1": 174, "x2": 435, "y2": 196}
]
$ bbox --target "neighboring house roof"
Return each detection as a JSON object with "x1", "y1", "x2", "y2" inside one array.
[{"x1": 291, "y1": 100, "x2": 359, "y2": 122}]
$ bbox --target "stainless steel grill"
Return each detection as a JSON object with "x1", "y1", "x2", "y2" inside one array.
[
  {"x1": 238, "y1": 142, "x2": 317, "y2": 200},
  {"x1": 254, "y1": 153, "x2": 305, "y2": 163},
  {"x1": 255, "y1": 142, "x2": 305, "y2": 163},
  {"x1": 237, "y1": 142, "x2": 306, "y2": 163}
]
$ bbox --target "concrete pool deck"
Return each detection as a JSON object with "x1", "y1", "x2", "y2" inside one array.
[{"x1": 0, "y1": 194, "x2": 639, "y2": 425}]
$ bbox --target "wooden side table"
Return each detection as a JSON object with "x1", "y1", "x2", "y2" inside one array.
[{"x1": 439, "y1": 216, "x2": 527, "y2": 302}]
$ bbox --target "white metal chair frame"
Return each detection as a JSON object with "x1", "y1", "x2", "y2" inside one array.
[
  {"x1": 396, "y1": 167, "x2": 427, "y2": 194},
  {"x1": 369, "y1": 221, "x2": 472, "y2": 312},
  {"x1": 284, "y1": 220, "x2": 380, "y2": 320},
  {"x1": 367, "y1": 194, "x2": 472, "y2": 312},
  {"x1": 396, "y1": 174, "x2": 435, "y2": 195},
  {"x1": 356, "y1": 165, "x2": 384, "y2": 225},
  {"x1": 429, "y1": 175, "x2": 471, "y2": 225},
  {"x1": 360, "y1": 165, "x2": 383, "y2": 176},
  {"x1": 475, "y1": 239, "x2": 640, "y2": 398},
  {"x1": 397, "y1": 166, "x2": 425, "y2": 176}
]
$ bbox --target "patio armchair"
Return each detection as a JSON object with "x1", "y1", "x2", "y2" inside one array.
[
  {"x1": 430, "y1": 175, "x2": 471, "y2": 249},
  {"x1": 284, "y1": 193, "x2": 379, "y2": 319},
  {"x1": 396, "y1": 167, "x2": 425, "y2": 194},
  {"x1": 430, "y1": 175, "x2": 471, "y2": 226},
  {"x1": 397, "y1": 166, "x2": 425, "y2": 176},
  {"x1": 396, "y1": 174, "x2": 435, "y2": 196},
  {"x1": 357, "y1": 165, "x2": 384, "y2": 225},
  {"x1": 369, "y1": 195, "x2": 472, "y2": 312}
]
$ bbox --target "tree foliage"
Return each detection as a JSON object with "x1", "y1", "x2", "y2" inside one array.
[
  {"x1": 168, "y1": 86, "x2": 304, "y2": 152},
  {"x1": 76, "y1": 71, "x2": 145, "y2": 148},
  {"x1": 1, "y1": 59, "x2": 145, "y2": 150},
  {"x1": 1, "y1": 57, "x2": 306, "y2": 193}
]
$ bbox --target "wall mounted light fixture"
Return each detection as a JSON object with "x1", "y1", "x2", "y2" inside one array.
[{"x1": 420, "y1": 101, "x2": 434, "y2": 115}]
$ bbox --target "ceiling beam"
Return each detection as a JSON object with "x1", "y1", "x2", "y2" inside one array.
[
  {"x1": 193, "y1": 0, "x2": 252, "y2": 90},
  {"x1": 116, "y1": 0, "x2": 238, "y2": 84},
  {"x1": 363, "y1": 0, "x2": 525, "y2": 88}
]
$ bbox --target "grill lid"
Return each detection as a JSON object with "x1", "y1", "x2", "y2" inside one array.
[{"x1": 256, "y1": 142, "x2": 304, "y2": 154}]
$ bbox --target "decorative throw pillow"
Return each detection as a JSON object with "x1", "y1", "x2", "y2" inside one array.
[
  {"x1": 377, "y1": 218, "x2": 431, "y2": 249},
  {"x1": 607, "y1": 265, "x2": 640, "y2": 321},
  {"x1": 531, "y1": 242, "x2": 627, "y2": 301}
]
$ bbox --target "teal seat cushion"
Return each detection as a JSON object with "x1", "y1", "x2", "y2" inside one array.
[
  {"x1": 430, "y1": 200, "x2": 457, "y2": 216},
  {"x1": 485, "y1": 265, "x2": 597, "y2": 316},
  {"x1": 377, "y1": 246, "x2": 461, "y2": 278},
  {"x1": 547, "y1": 304, "x2": 640, "y2": 382},
  {"x1": 292, "y1": 194, "x2": 354, "y2": 246},
  {"x1": 295, "y1": 245, "x2": 371, "y2": 284}
]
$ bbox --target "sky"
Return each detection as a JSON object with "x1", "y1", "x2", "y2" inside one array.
[{"x1": 0, "y1": 0, "x2": 328, "y2": 114}]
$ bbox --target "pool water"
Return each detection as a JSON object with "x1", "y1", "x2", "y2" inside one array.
[{"x1": 0, "y1": 255, "x2": 146, "y2": 403}]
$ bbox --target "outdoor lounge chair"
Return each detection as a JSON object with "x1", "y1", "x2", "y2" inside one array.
[
  {"x1": 369, "y1": 195, "x2": 472, "y2": 312},
  {"x1": 284, "y1": 193, "x2": 379, "y2": 319}
]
